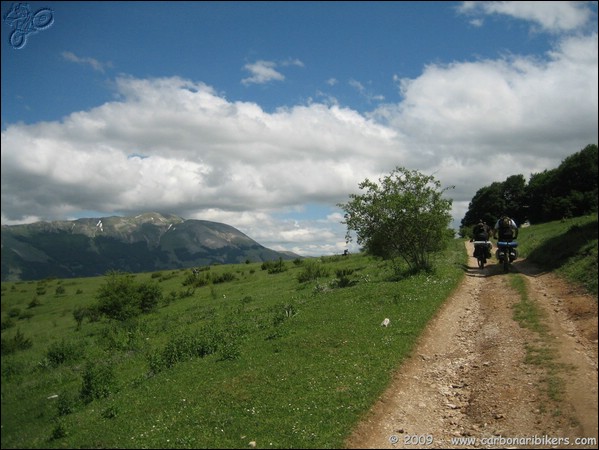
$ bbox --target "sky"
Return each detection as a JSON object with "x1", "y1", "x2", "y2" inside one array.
[{"x1": 1, "y1": 1, "x2": 597, "y2": 256}]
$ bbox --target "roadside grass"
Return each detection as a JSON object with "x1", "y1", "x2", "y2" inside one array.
[
  {"x1": 1, "y1": 240, "x2": 466, "y2": 449},
  {"x1": 516, "y1": 213, "x2": 598, "y2": 297},
  {"x1": 510, "y1": 272, "x2": 574, "y2": 412},
  {"x1": 507, "y1": 214, "x2": 598, "y2": 415}
]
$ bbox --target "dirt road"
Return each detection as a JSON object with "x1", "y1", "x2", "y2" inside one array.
[{"x1": 346, "y1": 241, "x2": 598, "y2": 449}]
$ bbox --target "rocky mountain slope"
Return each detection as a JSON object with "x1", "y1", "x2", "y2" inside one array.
[{"x1": 1, "y1": 212, "x2": 298, "y2": 281}]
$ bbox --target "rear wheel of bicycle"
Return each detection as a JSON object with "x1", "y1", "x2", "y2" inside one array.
[
  {"x1": 503, "y1": 257, "x2": 510, "y2": 272},
  {"x1": 477, "y1": 257, "x2": 485, "y2": 269}
]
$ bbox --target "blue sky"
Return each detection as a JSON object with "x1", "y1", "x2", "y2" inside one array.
[{"x1": 2, "y1": 1, "x2": 598, "y2": 256}]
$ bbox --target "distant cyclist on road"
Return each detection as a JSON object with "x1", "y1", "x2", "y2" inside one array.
[{"x1": 493, "y1": 215, "x2": 518, "y2": 242}]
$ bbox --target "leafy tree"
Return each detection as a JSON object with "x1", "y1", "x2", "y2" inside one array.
[
  {"x1": 550, "y1": 144, "x2": 598, "y2": 218},
  {"x1": 338, "y1": 166, "x2": 453, "y2": 273},
  {"x1": 521, "y1": 144, "x2": 597, "y2": 223},
  {"x1": 526, "y1": 168, "x2": 557, "y2": 223},
  {"x1": 461, "y1": 182, "x2": 503, "y2": 231},
  {"x1": 461, "y1": 145, "x2": 599, "y2": 232},
  {"x1": 500, "y1": 174, "x2": 527, "y2": 224}
]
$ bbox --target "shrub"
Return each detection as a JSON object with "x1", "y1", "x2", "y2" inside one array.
[
  {"x1": 1, "y1": 317, "x2": 15, "y2": 331},
  {"x1": 46, "y1": 339, "x2": 82, "y2": 367},
  {"x1": 147, "y1": 326, "x2": 222, "y2": 374},
  {"x1": 297, "y1": 260, "x2": 330, "y2": 283},
  {"x1": 262, "y1": 258, "x2": 288, "y2": 274},
  {"x1": 27, "y1": 296, "x2": 42, "y2": 308},
  {"x1": 1, "y1": 329, "x2": 33, "y2": 354},
  {"x1": 57, "y1": 391, "x2": 79, "y2": 416},
  {"x1": 213, "y1": 271, "x2": 237, "y2": 283},
  {"x1": 95, "y1": 271, "x2": 162, "y2": 321},
  {"x1": 72, "y1": 306, "x2": 87, "y2": 330},
  {"x1": 50, "y1": 419, "x2": 67, "y2": 440},
  {"x1": 7, "y1": 307, "x2": 21, "y2": 318},
  {"x1": 333, "y1": 268, "x2": 357, "y2": 288},
  {"x1": 80, "y1": 361, "x2": 115, "y2": 403},
  {"x1": 138, "y1": 282, "x2": 162, "y2": 313}
]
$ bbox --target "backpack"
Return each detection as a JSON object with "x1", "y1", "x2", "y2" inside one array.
[
  {"x1": 498, "y1": 217, "x2": 513, "y2": 239},
  {"x1": 474, "y1": 223, "x2": 488, "y2": 240}
]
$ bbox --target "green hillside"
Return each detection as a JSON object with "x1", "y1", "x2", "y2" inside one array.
[{"x1": 1, "y1": 214, "x2": 596, "y2": 449}]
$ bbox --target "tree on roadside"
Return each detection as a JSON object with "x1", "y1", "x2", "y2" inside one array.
[{"x1": 338, "y1": 166, "x2": 454, "y2": 273}]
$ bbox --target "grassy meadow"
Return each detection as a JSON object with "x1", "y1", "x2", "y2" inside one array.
[{"x1": 1, "y1": 214, "x2": 596, "y2": 449}]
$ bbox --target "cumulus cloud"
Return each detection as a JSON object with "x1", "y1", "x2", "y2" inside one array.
[
  {"x1": 1, "y1": 3, "x2": 597, "y2": 255},
  {"x1": 378, "y1": 30, "x2": 597, "y2": 222},
  {"x1": 1, "y1": 74, "x2": 402, "y2": 253},
  {"x1": 241, "y1": 60, "x2": 285, "y2": 85},
  {"x1": 458, "y1": 1, "x2": 595, "y2": 33},
  {"x1": 241, "y1": 58, "x2": 304, "y2": 86}
]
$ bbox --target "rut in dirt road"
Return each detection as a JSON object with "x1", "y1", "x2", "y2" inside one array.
[{"x1": 345, "y1": 242, "x2": 598, "y2": 449}]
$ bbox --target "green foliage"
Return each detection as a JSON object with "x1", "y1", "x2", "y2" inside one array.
[
  {"x1": 332, "y1": 268, "x2": 357, "y2": 288},
  {"x1": 45, "y1": 338, "x2": 83, "y2": 367},
  {"x1": 1, "y1": 317, "x2": 15, "y2": 330},
  {"x1": 517, "y1": 214, "x2": 598, "y2": 296},
  {"x1": 1, "y1": 225, "x2": 594, "y2": 449},
  {"x1": 137, "y1": 282, "x2": 162, "y2": 313},
  {"x1": 50, "y1": 419, "x2": 68, "y2": 440},
  {"x1": 338, "y1": 166, "x2": 454, "y2": 272},
  {"x1": 27, "y1": 296, "x2": 42, "y2": 308},
  {"x1": 182, "y1": 267, "x2": 237, "y2": 287},
  {"x1": 297, "y1": 259, "x2": 330, "y2": 282},
  {"x1": 95, "y1": 270, "x2": 162, "y2": 320},
  {"x1": 529, "y1": 144, "x2": 598, "y2": 222},
  {"x1": 261, "y1": 258, "x2": 288, "y2": 273},
  {"x1": 147, "y1": 326, "x2": 220, "y2": 374},
  {"x1": 98, "y1": 321, "x2": 143, "y2": 352},
  {"x1": 1, "y1": 328, "x2": 33, "y2": 354},
  {"x1": 57, "y1": 391, "x2": 79, "y2": 416},
  {"x1": 72, "y1": 306, "x2": 87, "y2": 330},
  {"x1": 461, "y1": 144, "x2": 598, "y2": 233},
  {"x1": 80, "y1": 361, "x2": 116, "y2": 404},
  {"x1": 7, "y1": 307, "x2": 21, "y2": 318}
]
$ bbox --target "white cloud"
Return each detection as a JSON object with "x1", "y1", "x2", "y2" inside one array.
[
  {"x1": 281, "y1": 58, "x2": 305, "y2": 67},
  {"x1": 458, "y1": 1, "x2": 595, "y2": 33},
  {"x1": 62, "y1": 51, "x2": 112, "y2": 73},
  {"x1": 241, "y1": 58, "x2": 304, "y2": 86},
  {"x1": 241, "y1": 60, "x2": 285, "y2": 85},
  {"x1": 2, "y1": 7, "x2": 597, "y2": 256},
  {"x1": 349, "y1": 79, "x2": 385, "y2": 103},
  {"x1": 1, "y1": 75, "x2": 402, "y2": 254}
]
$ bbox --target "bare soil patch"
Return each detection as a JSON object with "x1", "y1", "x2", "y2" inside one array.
[{"x1": 346, "y1": 241, "x2": 598, "y2": 449}]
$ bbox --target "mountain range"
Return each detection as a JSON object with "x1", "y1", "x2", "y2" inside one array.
[{"x1": 1, "y1": 212, "x2": 299, "y2": 281}]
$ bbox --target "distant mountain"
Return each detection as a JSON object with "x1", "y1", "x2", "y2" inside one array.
[{"x1": 1, "y1": 212, "x2": 300, "y2": 281}]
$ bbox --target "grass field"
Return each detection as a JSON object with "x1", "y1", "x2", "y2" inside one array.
[{"x1": 1, "y1": 214, "x2": 596, "y2": 448}]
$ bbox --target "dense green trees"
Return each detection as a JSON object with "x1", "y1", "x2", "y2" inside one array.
[
  {"x1": 338, "y1": 166, "x2": 454, "y2": 273},
  {"x1": 460, "y1": 144, "x2": 597, "y2": 236}
]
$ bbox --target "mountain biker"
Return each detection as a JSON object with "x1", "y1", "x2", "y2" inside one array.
[
  {"x1": 472, "y1": 219, "x2": 492, "y2": 257},
  {"x1": 472, "y1": 219, "x2": 491, "y2": 241},
  {"x1": 493, "y1": 215, "x2": 518, "y2": 242}
]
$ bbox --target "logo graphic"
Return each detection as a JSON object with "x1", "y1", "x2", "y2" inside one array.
[{"x1": 3, "y1": 3, "x2": 54, "y2": 49}]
